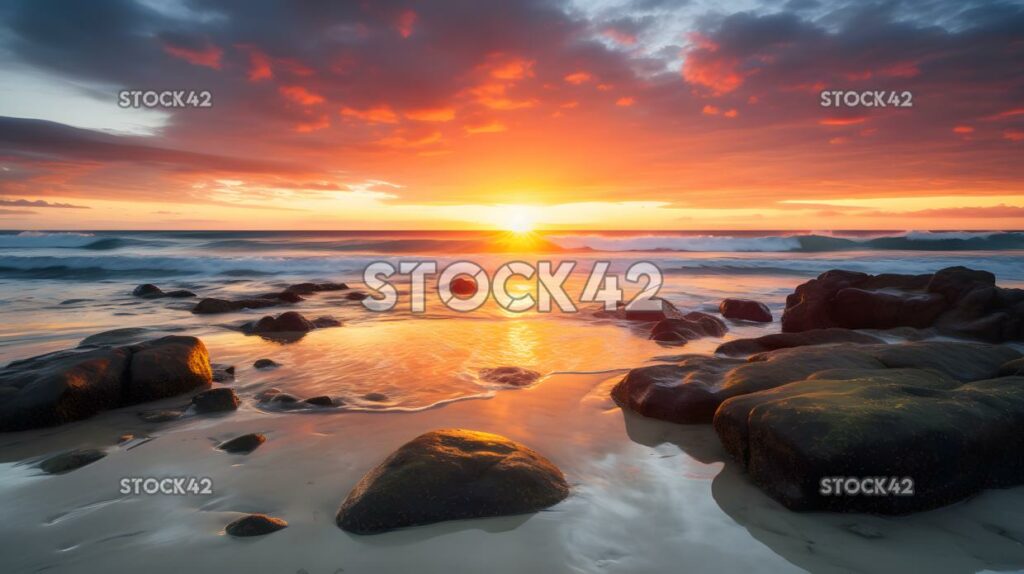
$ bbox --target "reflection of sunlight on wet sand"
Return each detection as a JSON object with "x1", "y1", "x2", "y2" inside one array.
[{"x1": 201, "y1": 313, "x2": 668, "y2": 410}]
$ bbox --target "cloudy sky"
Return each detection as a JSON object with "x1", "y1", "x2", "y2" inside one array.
[{"x1": 0, "y1": 0, "x2": 1021, "y2": 230}]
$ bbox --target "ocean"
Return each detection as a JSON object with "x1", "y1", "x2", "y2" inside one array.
[{"x1": 1, "y1": 229, "x2": 1022, "y2": 411}]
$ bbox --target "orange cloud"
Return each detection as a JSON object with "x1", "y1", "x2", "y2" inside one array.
[
  {"x1": 702, "y1": 104, "x2": 719, "y2": 115},
  {"x1": 279, "y1": 85, "x2": 325, "y2": 106},
  {"x1": 490, "y1": 57, "x2": 535, "y2": 80},
  {"x1": 467, "y1": 82, "x2": 536, "y2": 110},
  {"x1": 339, "y1": 105, "x2": 395, "y2": 123},
  {"x1": 564, "y1": 71, "x2": 593, "y2": 85},
  {"x1": 615, "y1": 96, "x2": 635, "y2": 107},
  {"x1": 405, "y1": 107, "x2": 456, "y2": 122},
  {"x1": 819, "y1": 117, "x2": 867, "y2": 126},
  {"x1": 465, "y1": 121, "x2": 507, "y2": 134},
  {"x1": 682, "y1": 34, "x2": 743, "y2": 94},
  {"x1": 341, "y1": 105, "x2": 399, "y2": 123},
  {"x1": 1005, "y1": 129, "x2": 1024, "y2": 142},
  {"x1": 161, "y1": 39, "x2": 222, "y2": 69},
  {"x1": 724, "y1": 109, "x2": 739, "y2": 118},
  {"x1": 952, "y1": 125, "x2": 974, "y2": 134},
  {"x1": 240, "y1": 46, "x2": 273, "y2": 81}
]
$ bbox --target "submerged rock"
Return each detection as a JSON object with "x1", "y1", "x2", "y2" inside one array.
[
  {"x1": 132, "y1": 284, "x2": 196, "y2": 299},
  {"x1": 246, "y1": 312, "x2": 315, "y2": 334},
  {"x1": 782, "y1": 266, "x2": 1024, "y2": 341},
  {"x1": 361, "y1": 392, "x2": 388, "y2": 402},
  {"x1": 226, "y1": 514, "x2": 288, "y2": 537},
  {"x1": 719, "y1": 298, "x2": 772, "y2": 322},
  {"x1": 253, "y1": 358, "x2": 280, "y2": 370},
  {"x1": 303, "y1": 395, "x2": 336, "y2": 407},
  {"x1": 479, "y1": 366, "x2": 541, "y2": 387},
  {"x1": 192, "y1": 296, "x2": 290, "y2": 315},
  {"x1": 715, "y1": 328, "x2": 885, "y2": 356},
  {"x1": 336, "y1": 429, "x2": 569, "y2": 534},
  {"x1": 649, "y1": 312, "x2": 727, "y2": 345},
  {"x1": 191, "y1": 388, "x2": 240, "y2": 413},
  {"x1": 39, "y1": 448, "x2": 106, "y2": 474},
  {"x1": 0, "y1": 336, "x2": 211, "y2": 431},
  {"x1": 344, "y1": 291, "x2": 370, "y2": 301},
  {"x1": 284, "y1": 282, "x2": 349, "y2": 294},
  {"x1": 217, "y1": 433, "x2": 266, "y2": 454}
]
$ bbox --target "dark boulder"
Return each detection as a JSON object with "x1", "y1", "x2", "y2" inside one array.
[
  {"x1": 336, "y1": 429, "x2": 569, "y2": 534},
  {"x1": 613, "y1": 341, "x2": 1020, "y2": 425},
  {"x1": 191, "y1": 388, "x2": 240, "y2": 413},
  {"x1": 192, "y1": 297, "x2": 283, "y2": 315},
  {"x1": 39, "y1": 448, "x2": 107, "y2": 474},
  {"x1": 125, "y1": 336, "x2": 214, "y2": 403},
  {"x1": 362, "y1": 392, "x2": 388, "y2": 402},
  {"x1": 132, "y1": 284, "x2": 196, "y2": 299},
  {"x1": 253, "y1": 358, "x2": 280, "y2": 370},
  {"x1": 284, "y1": 282, "x2": 349, "y2": 294},
  {"x1": 719, "y1": 299, "x2": 772, "y2": 323},
  {"x1": 0, "y1": 336, "x2": 211, "y2": 431},
  {"x1": 714, "y1": 372, "x2": 1024, "y2": 513},
  {"x1": 649, "y1": 312, "x2": 727, "y2": 345},
  {"x1": 218, "y1": 433, "x2": 266, "y2": 454},
  {"x1": 345, "y1": 291, "x2": 369, "y2": 301},
  {"x1": 611, "y1": 356, "x2": 744, "y2": 423},
  {"x1": 226, "y1": 514, "x2": 288, "y2": 537},
  {"x1": 303, "y1": 395, "x2": 336, "y2": 407},
  {"x1": 716, "y1": 328, "x2": 885, "y2": 356},
  {"x1": 593, "y1": 298, "x2": 686, "y2": 322},
  {"x1": 479, "y1": 366, "x2": 541, "y2": 387},
  {"x1": 312, "y1": 316, "x2": 342, "y2": 328},
  {"x1": 781, "y1": 266, "x2": 1024, "y2": 341},
  {"x1": 248, "y1": 312, "x2": 316, "y2": 334}
]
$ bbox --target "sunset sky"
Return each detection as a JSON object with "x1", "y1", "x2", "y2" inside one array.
[{"x1": 0, "y1": 0, "x2": 1022, "y2": 230}]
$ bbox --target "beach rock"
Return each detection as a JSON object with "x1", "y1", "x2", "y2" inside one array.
[
  {"x1": 192, "y1": 297, "x2": 282, "y2": 315},
  {"x1": 226, "y1": 514, "x2": 288, "y2": 537},
  {"x1": 218, "y1": 433, "x2": 266, "y2": 454},
  {"x1": 479, "y1": 366, "x2": 541, "y2": 387},
  {"x1": 303, "y1": 395, "x2": 336, "y2": 407},
  {"x1": 263, "y1": 291, "x2": 304, "y2": 303},
  {"x1": 336, "y1": 429, "x2": 569, "y2": 534},
  {"x1": 253, "y1": 358, "x2": 280, "y2": 370},
  {"x1": 312, "y1": 316, "x2": 342, "y2": 329},
  {"x1": 1000, "y1": 357, "x2": 1024, "y2": 376},
  {"x1": 345, "y1": 291, "x2": 369, "y2": 301},
  {"x1": 284, "y1": 282, "x2": 349, "y2": 294},
  {"x1": 118, "y1": 434, "x2": 134, "y2": 444},
  {"x1": 782, "y1": 266, "x2": 1024, "y2": 341},
  {"x1": 248, "y1": 312, "x2": 315, "y2": 334},
  {"x1": 137, "y1": 408, "x2": 184, "y2": 423},
  {"x1": 132, "y1": 284, "x2": 196, "y2": 299},
  {"x1": 0, "y1": 336, "x2": 211, "y2": 431},
  {"x1": 450, "y1": 276, "x2": 477, "y2": 296},
  {"x1": 612, "y1": 356, "x2": 745, "y2": 423},
  {"x1": 362, "y1": 392, "x2": 388, "y2": 402},
  {"x1": 39, "y1": 448, "x2": 106, "y2": 474},
  {"x1": 125, "y1": 336, "x2": 213, "y2": 403},
  {"x1": 212, "y1": 364, "x2": 235, "y2": 383},
  {"x1": 713, "y1": 372, "x2": 1024, "y2": 513},
  {"x1": 715, "y1": 328, "x2": 885, "y2": 356},
  {"x1": 191, "y1": 388, "x2": 239, "y2": 413},
  {"x1": 612, "y1": 341, "x2": 1020, "y2": 424},
  {"x1": 719, "y1": 298, "x2": 772, "y2": 322},
  {"x1": 649, "y1": 312, "x2": 727, "y2": 345}
]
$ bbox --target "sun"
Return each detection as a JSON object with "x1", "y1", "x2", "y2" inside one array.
[{"x1": 503, "y1": 206, "x2": 536, "y2": 234}]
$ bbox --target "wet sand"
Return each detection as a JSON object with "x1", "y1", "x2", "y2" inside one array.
[{"x1": 3, "y1": 364, "x2": 1024, "y2": 574}]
